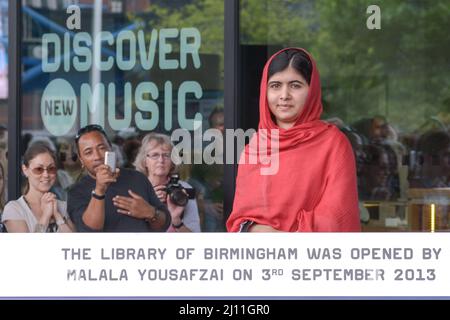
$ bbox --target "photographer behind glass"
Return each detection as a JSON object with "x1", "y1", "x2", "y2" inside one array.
[
  {"x1": 67, "y1": 125, "x2": 172, "y2": 232},
  {"x1": 134, "y1": 133, "x2": 200, "y2": 232}
]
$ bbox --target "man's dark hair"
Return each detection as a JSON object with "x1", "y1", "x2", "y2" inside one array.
[{"x1": 74, "y1": 124, "x2": 111, "y2": 154}]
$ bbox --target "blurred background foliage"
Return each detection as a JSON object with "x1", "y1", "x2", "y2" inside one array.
[{"x1": 132, "y1": 0, "x2": 450, "y2": 134}]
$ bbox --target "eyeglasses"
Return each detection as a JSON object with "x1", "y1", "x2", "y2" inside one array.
[
  {"x1": 147, "y1": 153, "x2": 171, "y2": 161},
  {"x1": 30, "y1": 166, "x2": 57, "y2": 175},
  {"x1": 75, "y1": 124, "x2": 107, "y2": 144}
]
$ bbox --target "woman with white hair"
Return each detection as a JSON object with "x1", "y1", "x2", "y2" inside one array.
[{"x1": 134, "y1": 133, "x2": 201, "y2": 232}]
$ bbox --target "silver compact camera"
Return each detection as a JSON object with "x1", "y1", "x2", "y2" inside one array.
[{"x1": 104, "y1": 151, "x2": 116, "y2": 171}]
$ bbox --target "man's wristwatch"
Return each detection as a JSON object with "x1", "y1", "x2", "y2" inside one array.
[
  {"x1": 146, "y1": 208, "x2": 160, "y2": 223},
  {"x1": 91, "y1": 190, "x2": 105, "y2": 200}
]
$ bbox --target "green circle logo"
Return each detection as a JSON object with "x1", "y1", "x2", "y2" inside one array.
[{"x1": 41, "y1": 79, "x2": 78, "y2": 136}]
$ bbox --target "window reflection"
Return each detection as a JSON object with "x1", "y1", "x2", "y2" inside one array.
[
  {"x1": 21, "y1": 0, "x2": 225, "y2": 231},
  {"x1": 240, "y1": 0, "x2": 450, "y2": 232}
]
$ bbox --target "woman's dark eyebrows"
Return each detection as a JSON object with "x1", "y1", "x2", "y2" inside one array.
[{"x1": 268, "y1": 79, "x2": 305, "y2": 85}]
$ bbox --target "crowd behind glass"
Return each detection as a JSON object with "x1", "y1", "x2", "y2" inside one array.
[{"x1": 0, "y1": 109, "x2": 448, "y2": 232}]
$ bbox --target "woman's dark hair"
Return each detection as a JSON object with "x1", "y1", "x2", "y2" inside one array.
[
  {"x1": 268, "y1": 49, "x2": 312, "y2": 84},
  {"x1": 23, "y1": 142, "x2": 57, "y2": 167},
  {"x1": 22, "y1": 142, "x2": 58, "y2": 194}
]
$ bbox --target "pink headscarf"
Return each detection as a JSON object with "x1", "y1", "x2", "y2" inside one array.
[{"x1": 227, "y1": 48, "x2": 360, "y2": 232}]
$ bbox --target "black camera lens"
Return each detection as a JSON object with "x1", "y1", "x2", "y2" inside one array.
[
  {"x1": 170, "y1": 189, "x2": 188, "y2": 207},
  {"x1": 165, "y1": 173, "x2": 195, "y2": 207}
]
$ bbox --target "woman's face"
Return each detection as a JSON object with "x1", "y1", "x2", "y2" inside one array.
[
  {"x1": 22, "y1": 153, "x2": 57, "y2": 193},
  {"x1": 267, "y1": 66, "x2": 310, "y2": 129},
  {"x1": 145, "y1": 143, "x2": 172, "y2": 178}
]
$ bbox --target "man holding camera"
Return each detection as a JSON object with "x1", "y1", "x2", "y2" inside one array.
[{"x1": 67, "y1": 125, "x2": 176, "y2": 232}]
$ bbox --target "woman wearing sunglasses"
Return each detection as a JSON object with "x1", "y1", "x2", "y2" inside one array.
[{"x1": 1, "y1": 143, "x2": 75, "y2": 232}]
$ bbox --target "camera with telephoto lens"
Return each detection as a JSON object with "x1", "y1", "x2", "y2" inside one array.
[{"x1": 165, "y1": 173, "x2": 196, "y2": 206}]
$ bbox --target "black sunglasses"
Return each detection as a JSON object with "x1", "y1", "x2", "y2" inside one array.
[{"x1": 74, "y1": 124, "x2": 107, "y2": 144}]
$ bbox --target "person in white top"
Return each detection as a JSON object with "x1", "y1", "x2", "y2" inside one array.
[{"x1": 1, "y1": 142, "x2": 75, "y2": 232}]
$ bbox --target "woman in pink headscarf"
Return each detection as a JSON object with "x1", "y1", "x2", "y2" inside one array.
[{"x1": 227, "y1": 48, "x2": 360, "y2": 232}]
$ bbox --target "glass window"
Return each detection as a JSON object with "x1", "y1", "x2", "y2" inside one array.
[
  {"x1": 240, "y1": 0, "x2": 450, "y2": 232},
  {"x1": 20, "y1": 0, "x2": 225, "y2": 231}
]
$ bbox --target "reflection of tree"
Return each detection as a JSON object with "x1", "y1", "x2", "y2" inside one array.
[
  {"x1": 313, "y1": 0, "x2": 450, "y2": 133},
  {"x1": 131, "y1": 0, "x2": 225, "y2": 76},
  {"x1": 131, "y1": 0, "x2": 450, "y2": 133},
  {"x1": 240, "y1": 0, "x2": 315, "y2": 45},
  {"x1": 240, "y1": 0, "x2": 450, "y2": 133}
]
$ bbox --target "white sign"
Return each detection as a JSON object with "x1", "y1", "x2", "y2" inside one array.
[{"x1": 0, "y1": 233, "x2": 448, "y2": 298}]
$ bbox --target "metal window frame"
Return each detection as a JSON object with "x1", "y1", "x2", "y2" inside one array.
[
  {"x1": 7, "y1": 0, "x2": 22, "y2": 201},
  {"x1": 223, "y1": 0, "x2": 240, "y2": 223}
]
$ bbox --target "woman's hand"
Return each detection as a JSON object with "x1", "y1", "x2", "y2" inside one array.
[
  {"x1": 40, "y1": 192, "x2": 56, "y2": 221},
  {"x1": 153, "y1": 184, "x2": 168, "y2": 203},
  {"x1": 51, "y1": 199, "x2": 59, "y2": 219},
  {"x1": 51, "y1": 201, "x2": 75, "y2": 232},
  {"x1": 166, "y1": 196, "x2": 185, "y2": 223}
]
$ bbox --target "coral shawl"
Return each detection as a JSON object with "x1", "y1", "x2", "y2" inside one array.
[{"x1": 227, "y1": 48, "x2": 360, "y2": 232}]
